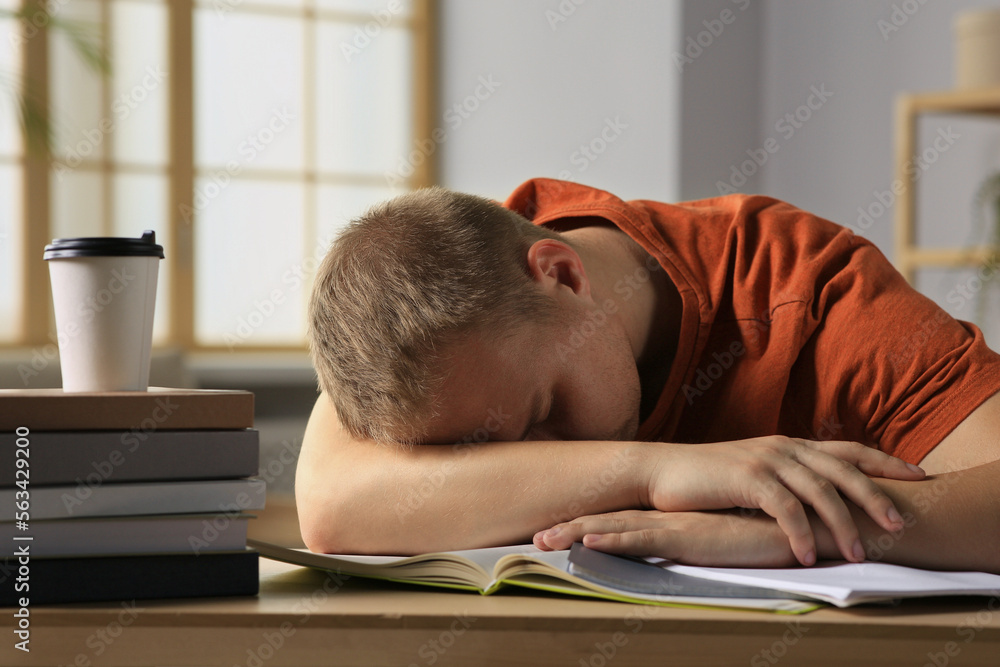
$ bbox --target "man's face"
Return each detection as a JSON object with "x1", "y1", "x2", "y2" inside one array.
[{"x1": 421, "y1": 313, "x2": 642, "y2": 445}]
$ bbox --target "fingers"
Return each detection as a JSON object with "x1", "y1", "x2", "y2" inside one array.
[
  {"x1": 750, "y1": 480, "x2": 819, "y2": 565},
  {"x1": 535, "y1": 512, "x2": 680, "y2": 556},
  {"x1": 533, "y1": 511, "x2": 655, "y2": 552},
  {"x1": 584, "y1": 528, "x2": 798, "y2": 568},
  {"x1": 756, "y1": 465, "x2": 864, "y2": 564},
  {"x1": 583, "y1": 530, "x2": 680, "y2": 559},
  {"x1": 794, "y1": 443, "x2": 909, "y2": 534},
  {"x1": 804, "y1": 440, "x2": 925, "y2": 480},
  {"x1": 754, "y1": 447, "x2": 905, "y2": 562},
  {"x1": 536, "y1": 510, "x2": 800, "y2": 568}
]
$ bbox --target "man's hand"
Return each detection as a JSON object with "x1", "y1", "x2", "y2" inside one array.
[
  {"x1": 535, "y1": 397, "x2": 1000, "y2": 572},
  {"x1": 533, "y1": 508, "x2": 804, "y2": 568},
  {"x1": 537, "y1": 457, "x2": 1000, "y2": 575},
  {"x1": 633, "y1": 437, "x2": 924, "y2": 566}
]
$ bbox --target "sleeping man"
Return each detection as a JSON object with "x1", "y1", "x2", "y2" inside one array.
[{"x1": 296, "y1": 178, "x2": 1000, "y2": 572}]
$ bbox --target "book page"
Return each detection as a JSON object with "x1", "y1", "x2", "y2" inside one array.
[
  {"x1": 247, "y1": 540, "x2": 546, "y2": 589},
  {"x1": 292, "y1": 544, "x2": 540, "y2": 569},
  {"x1": 656, "y1": 559, "x2": 1000, "y2": 606},
  {"x1": 445, "y1": 544, "x2": 547, "y2": 572}
]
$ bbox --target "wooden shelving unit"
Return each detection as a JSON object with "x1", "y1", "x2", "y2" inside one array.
[{"x1": 895, "y1": 87, "x2": 1000, "y2": 283}]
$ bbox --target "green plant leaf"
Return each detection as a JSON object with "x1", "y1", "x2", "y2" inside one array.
[
  {"x1": 0, "y1": 6, "x2": 110, "y2": 156},
  {"x1": 972, "y1": 171, "x2": 1000, "y2": 247},
  {"x1": 970, "y1": 171, "x2": 1000, "y2": 328},
  {"x1": 47, "y1": 16, "x2": 111, "y2": 77}
]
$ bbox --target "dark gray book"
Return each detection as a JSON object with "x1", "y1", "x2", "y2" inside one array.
[
  {"x1": 0, "y1": 429, "x2": 259, "y2": 487},
  {"x1": 0, "y1": 549, "x2": 259, "y2": 605},
  {"x1": 567, "y1": 543, "x2": 813, "y2": 600}
]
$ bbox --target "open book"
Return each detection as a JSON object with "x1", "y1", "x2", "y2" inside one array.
[{"x1": 249, "y1": 540, "x2": 1000, "y2": 613}]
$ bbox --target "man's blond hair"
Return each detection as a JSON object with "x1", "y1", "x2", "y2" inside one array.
[{"x1": 308, "y1": 187, "x2": 564, "y2": 445}]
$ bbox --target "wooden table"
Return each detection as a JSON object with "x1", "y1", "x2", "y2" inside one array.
[{"x1": 2, "y1": 557, "x2": 999, "y2": 666}]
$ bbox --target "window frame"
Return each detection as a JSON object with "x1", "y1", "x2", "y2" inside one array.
[{"x1": 8, "y1": 0, "x2": 437, "y2": 353}]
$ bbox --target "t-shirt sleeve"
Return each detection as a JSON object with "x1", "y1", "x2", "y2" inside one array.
[{"x1": 794, "y1": 235, "x2": 1000, "y2": 464}]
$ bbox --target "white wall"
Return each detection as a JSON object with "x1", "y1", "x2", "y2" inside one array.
[
  {"x1": 438, "y1": 0, "x2": 1000, "y2": 318},
  {"x1": 758, "y1": 0, "x2": 1000, "y2": 254},
  {"x1": 678, "y1": 0, "x2": 763, "y2": 201},
  {"x1": 437, "y1": 0, "x2": 683, "y2": 203},
  {"x1": 757, "y1": 0, "x2": 1000, "y2": 342}
]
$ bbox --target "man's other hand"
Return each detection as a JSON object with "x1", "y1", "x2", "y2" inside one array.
[
  {"x1": 557, "y1": 437, "x2": 924, "y2": 566},
  {"x1": 646, "y1": 437, "x2": 925, "y2": 566},
  {"x1": 534, "y1": 509, "x2": 800, "y2": 567}
]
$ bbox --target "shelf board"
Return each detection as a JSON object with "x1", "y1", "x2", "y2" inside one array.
[
  {"x1": 900, "y1": 88, "x2": 1000, "y2": 115},
  {"x1": 901, "y1": 247, "x2": 1000, "y2": 268}
]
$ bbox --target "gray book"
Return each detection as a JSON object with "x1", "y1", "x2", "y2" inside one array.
[
  {"x1": 0, "y1": 429, "x2": 259, "y2": 487},
  {"x1": 0, "y1": 478, "x2": 266, "y2": 520}
]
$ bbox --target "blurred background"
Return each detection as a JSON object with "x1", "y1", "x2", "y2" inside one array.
[{"x1": 2, "y1": 0, "x2": 1000, "y2": 543}]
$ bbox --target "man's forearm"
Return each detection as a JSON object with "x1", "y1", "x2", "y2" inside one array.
[
  {"x1": 301, "y1": 439, "x2": 651, "y2": 554},
  {"x1": 815, "y1": 458, "x2": 1000, "y2": 573},
  {"x1": 296, "y1": 397, "x2": 652, "y2": 554}
]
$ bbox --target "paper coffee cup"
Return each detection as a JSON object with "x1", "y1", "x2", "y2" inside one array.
[{"x1": 43, "y1": 231, "x2": 164, "y2": 392}]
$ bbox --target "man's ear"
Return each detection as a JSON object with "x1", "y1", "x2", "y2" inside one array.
[{"x1": 525, "y1": 239, "x2": 591, "y2": 299}]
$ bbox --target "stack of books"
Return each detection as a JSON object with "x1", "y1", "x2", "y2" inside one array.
[{"x1": 0, "y1": 387, "x2": 263, "y2": 605}]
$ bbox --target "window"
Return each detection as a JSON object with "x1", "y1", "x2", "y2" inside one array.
[
  {"x1": 1, "y1": 0, "x2": 435, "y2": 351},
  {"x1": 0, "y1": 0, "x2": 24, "y2": 342}
]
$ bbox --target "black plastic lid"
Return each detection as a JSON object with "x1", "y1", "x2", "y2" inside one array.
[{"x1": 43, "y1": 230, "x2": 164, "y2": 260}]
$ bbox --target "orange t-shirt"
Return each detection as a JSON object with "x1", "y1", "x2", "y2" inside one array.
[{"x1": 503, "y1": 178, "x2": 1000, "y2": 464}]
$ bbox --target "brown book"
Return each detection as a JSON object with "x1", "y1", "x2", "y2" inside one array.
[{"x1": 0, "y1": 387, "x2": 254, "y2": 431}]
